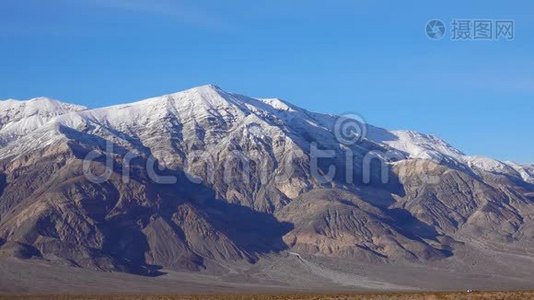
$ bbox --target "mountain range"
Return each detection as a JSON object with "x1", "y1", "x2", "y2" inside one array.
[{"x1": 1, "y1": 85, "x2": 533, "y2": 292}]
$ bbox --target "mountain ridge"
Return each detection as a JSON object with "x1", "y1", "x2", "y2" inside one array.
[
  {"x1": 1, "y1": 84, "x2": 530, "y2": 176},
  {"x1": 0, "y1": 85, "x2": 533, "y2": 290}
]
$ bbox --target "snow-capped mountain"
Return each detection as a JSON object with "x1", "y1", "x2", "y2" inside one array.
[
  {"x1": 1, "y1": 85, "x2": 530, "y2": 184},
  {"x1": 0, "y1": 85, "x2": 533, "y2": 285},
  {"x1": 0, "y1": 97, "x2": 86, "y2": 146}
]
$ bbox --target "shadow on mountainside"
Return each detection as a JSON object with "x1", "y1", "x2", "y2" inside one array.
[
  {"x1": 155, "y1": 165, "x2": 295, "y2": 261},
  {"x1": 61, "y1": 126, "x2": 294, "y2": 274}
]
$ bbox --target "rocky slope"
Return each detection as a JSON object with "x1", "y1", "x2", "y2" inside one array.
[{"x1": 0, "y1": 85, "x2": 533, "y2": 279}]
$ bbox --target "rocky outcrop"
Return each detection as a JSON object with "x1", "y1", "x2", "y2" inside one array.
[{"x1": 0, "y1": 85, "x2": 533, "y2": 276}]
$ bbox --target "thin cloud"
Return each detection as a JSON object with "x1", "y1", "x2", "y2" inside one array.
[{"x1": 90, "y1": 0, "x2": 229, "y2": 30}]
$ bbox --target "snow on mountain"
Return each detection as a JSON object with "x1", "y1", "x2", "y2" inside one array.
[
  {"x1": 45, "y1": 84, "x2": 336, "y2": 151},
  {"x1": 0, "y1": 85, "x2": 304, "y2": 161},
  {"x1": 0, "y1": 85, "x2": 530, "y2": 185},
  {"x1": 367, "y1": 125, "x2": 532, "y2": 181},
  {"x1": 0, "y1": 97, "x2": 86, "y2": 147},
  {"x1": 463, "y1": 156, "x2": 518, "y2": 176},
  {"x1": 0, "y1": 97, "x2": 86, "y2": 127},
  {"x1": 507, "y1": 161, "x2": 534, "y2": 183},
  {"x1": 370, "y1": 129, "x2": 464, "y2": 161},
  {"x1": 54, "y1": 85, "x2": 261, "y2": 131},
  {"x1": 258, "y1": 98, "x2": 296, "y2": 112}
]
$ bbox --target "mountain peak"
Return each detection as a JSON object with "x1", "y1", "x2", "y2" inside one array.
[
  {"x1": 159, "y1": 84, "x2": 247, "y2": 112},
  {"x1": 1, "y1": 96, "x2": 87, "y2": 111},
  {"x1": 179, "y1": 84, "x2": 224, "y2": 95},
  {"x1": 1, "y1": 96, "x2": 86, "y2": 116},
  {"x1": 2, "y1": 86, "x2": 534, "y2": 290},
  {"x1": 0, "y1": 97, "x2": 87, "y2": 134}
]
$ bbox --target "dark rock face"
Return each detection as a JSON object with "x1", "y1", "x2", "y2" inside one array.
[
  {"x1": 0, "y1": 86, "x2": 533, "y2": 276},
  {"x1": 0, "y1": 144, "x2": 294, "y2": 273}
]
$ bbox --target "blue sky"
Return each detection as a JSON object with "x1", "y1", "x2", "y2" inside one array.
[{"x1": 0, "y1": 0, "x2": 533, "y2": 163}]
